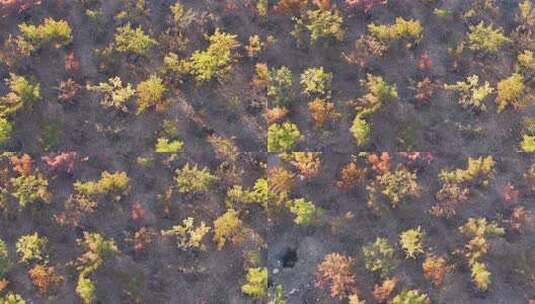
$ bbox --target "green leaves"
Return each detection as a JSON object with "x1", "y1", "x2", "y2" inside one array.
[
  {"x1": 241, "y1": 267, "x2": 268, "y2": 298},
  {"x1": 467, "y1": 22, "x2": 510, "y2": 53},
  {"x1": 300, "y1": 67, "x2": 333, "y2": 97},
  {"x1": 187, "y1": 29, "x2": 239, "y2": 82},
  {"x1": 19, "y1": 18, "x2": 72, "y2": 49},
  {"x1": 1, "y1": 74, "x2": 40, "y2": 117},
  {"x1": 175, "y1": 163, "x2": 217, "y2": 193},
  {"x1": 267, "y1": 122, "x2": 302, "y2": 152},
  {"x1": 136, "y1": 75, "x2": 167, "y2": 114},
  {"x1": 113, "y1": 23, "x2": 156, "y2": 55}
]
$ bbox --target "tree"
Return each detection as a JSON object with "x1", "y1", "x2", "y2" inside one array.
[
  {"x1": 400, "y1": 227, "x2": 424, "y2": 259},
  {"x1": 0, "y1": 118, "x2": 12, "y2": 145},
  {"x1": 336, "y1": 162, "x2": 366, "y2": 190},
  {"x1": 300, "y1": 67, "x2": 333, "y2": 97},
  {"x1": 1, "y1": 74, "x2": 40, "y2": 117},
  {"x1": 521, "y1": 135, "x2": 535, "y2": 152},
  {"x1": 241, "y1": 267, "x2": 268, "y2": 299},
  {"x1": 467, "y1": 22, "x2": 510, "y2": 53},
  {"x1": 19, "y1": 18, "x2": 72, "y2": 49},
  {"x1": 136, "y1": 75, "x2": 167, "y2": 114},
  {"x1": 267, "y1": 122, "x2": 302, "y2": 152},
  {"x1": 28, "y1": 264, "x2": 63, "y2": 294},
  {"x1": 16, "y1": 233, "x2": 47, "y2": 264},
  {"x1": 288, "y1": 198, "x2": 322, "y2": 225},
  {"x1": 363, "y1": 237, "x2": 396, "y2": 279},
  {"x1": 175, "y1": 163, "x2": 217, "y2": 193},
  {"x1": 86, "y1": 76, "x2": 135, "y2": 111},
  {"x1": 315, "y1": 253, "x2": 357, "y2": 299},
  {"x1": 185, "y1": 29, "x2": 239, "y2": 82},
  {"x1": 74, "y1": 171, "x2": 129, "y2": 202},
  {"x1": 161, "y1": 217, "x2": 211, "y2": 250},
  {"x1": 444, "y1": 75, "x2": 494, "y2": 111},
  {"x1": 10, "y1": 173, "x2": 50, "y2": 208},
  {"x1": 302, "y1": 9, "x2": 344, "y2": 44},
  {"x1": 391, "y1": 289, "x2": 430, "y2": 304},
  {"x1": 213, "y1": 209, "x2": 243, "y2": 250},
  {"x1": 422, "y1": 255, "x2": 447, "y2": 286},
  {"x1": 155, "y1": 138, "x2": 184, "y2": 153},
  {"x1": 368, "y1": 17, "x2": 423, "y2": 48},
  {"x1": 76, "y1": 232, "x2": 118, "y2": 276},
  {"x1": 267, "y1": 66, "x2": 294, "y2": 106},
  {"x1": 496, "y1": 73, "x2": 527, "y2": 112},
  {"x1": 350, "y1": 115, "x2": 370, "y2": 146},
  {"x1": 76, "y1": 275, "x2": 96, "y2": 304},
  {"x1": 378, "y1": 166, "x2": 420, "y2": 206},
  {"x1": 471, "y1": 262, "x2": 491, "y2": 291},
  {"x1": 308, "y1": 98, "x2": 340, "y2": 127},
  {"x1": 113, "y1": 23, "x2": 156, "y2": 55},
  {"x1": 0, "y1": 292, "x2": 26, "y2": 304}
]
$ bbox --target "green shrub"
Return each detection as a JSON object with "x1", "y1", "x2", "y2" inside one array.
[
  {"x1": 161, "y1": 217, "x2": 211, "y2": 250},
  {"x1": 76, "y1": 232, "x2": 118, "y2": 276},
  {"x1": 368, "y1": 17, "x2": 423, "y2": 47},
  {"x1": 304, "y1": 9, "x2": 344, "y2": 44},
  {"x1": 391, "y1": 289, "x2": 430, "y2": 304},
  {"x1": 136, "y1": 75, "x2": 167, "y2": 114},
  {"x1": 267, "y1": 66, "x2": 294, "y2": 106},
  {"x1": 378, "y1": 166, "x2": 420, "y2": 206},
  {"x1": 75, "y1": 171, "x2": 129, "y2": 198},
  {"x1": 19, "y1": 18, "x2": 72, "y2": 49},
  {"x1": 300, "y1": 67, "x2": 333, "y2": 97},
  {"x1": 521, "y1": 135, "x2": 535, "y2": 152},
  {"x1": 76, "y1": 276, "x2": 96, "y2": 304},
  {"x1": 471, "y1": 262, "x2": 491, "y2": 291},
  {"x1": 360, "y1": 74, "x2": 398, "y2": 108},
  {"x1": 155, "y1": 138, "x2": 184, "y2": 153},
  {"x1": 400, "y1": 227, "x2": 425, "y2": 258},
  {"x1": 0, "y1": 292, "x2": 26, "y2": 304},
  {"x1": 10, "y1": 174, "x2": 50, "y2": 208},
  {"x1": 444, "y1": 75, "x2": 494, "y2": 111},
  {"x1": 175, "y1": 163, "x2": 217, "y2": 193},
  {"x1": 1, "y1": 74, "x2": 41, "y2": 117},
  {"x1": 496, "y1": 73, "x2": 526, "y2": 112},
  {"x1": 267, "y1": 122, "x2": 302, "y2": 152},
  {"x1": 186, "y1": 29, "x2": 239, "y2": 82},
  {"x1": 241, "y1": 267, "x2": 268, "y2": 299},
  {"x1": 363, "y1": 237, "x2": 396, "y2": 279},
  {"x1": 113, "y1": 23, "x2": 156, "y2": 55},
  {"x1": 350, "y1": 115, "x2": 370, "y2": 146},
  {"x1": 0, "y1": 118, "x2": 12, "y2": 145},
  {"x1": 86, "y1": 77, "x2": 135, "y2": 111},
  {"x1": 467, "y1": 22, "x2": 510, "y2": 53},
  {"x1": 16, "y1": 233, "x2": 47, "y2": 264},
  {"x1": 439, "y1": 156, "x2": 495, "y2": 186},
  {"x1": 288, "y1": 198, "x2": 322, "y2": 225}
]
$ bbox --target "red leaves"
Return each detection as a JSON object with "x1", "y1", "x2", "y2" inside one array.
[
  {"x1": 131, "y1": 202, "x2": 146, "y2": 221},
  {"x1": 42, "y1": 151, "x2": 78, "y2": 174},
  {"x1": 368, "y1": 152, "x2": 391, "y2": 173},
  {"x1": 500, "y1": 182, "x2": 519, "y2": 204},
  {"x1": 418, "y1": 52, "x2": 433, "y2": 71},
  {"x1": 10, "y1": 154, "x2": 32, "y2": 176},
  {"x1": 65, "y1": 51, "x2": 80, "y2": 73}
]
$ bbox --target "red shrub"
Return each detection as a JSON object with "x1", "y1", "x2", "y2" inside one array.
[
  {"x1": 42, "y1": 152, "x2": 78, "y2": 174},
  {"x1": 65, "y1": 51, "x2": 80, "y2": 73}
]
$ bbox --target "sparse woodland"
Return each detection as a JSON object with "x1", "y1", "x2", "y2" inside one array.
[{"x1": 0, "y1": 0, "x2": 534, "y2": 303}]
